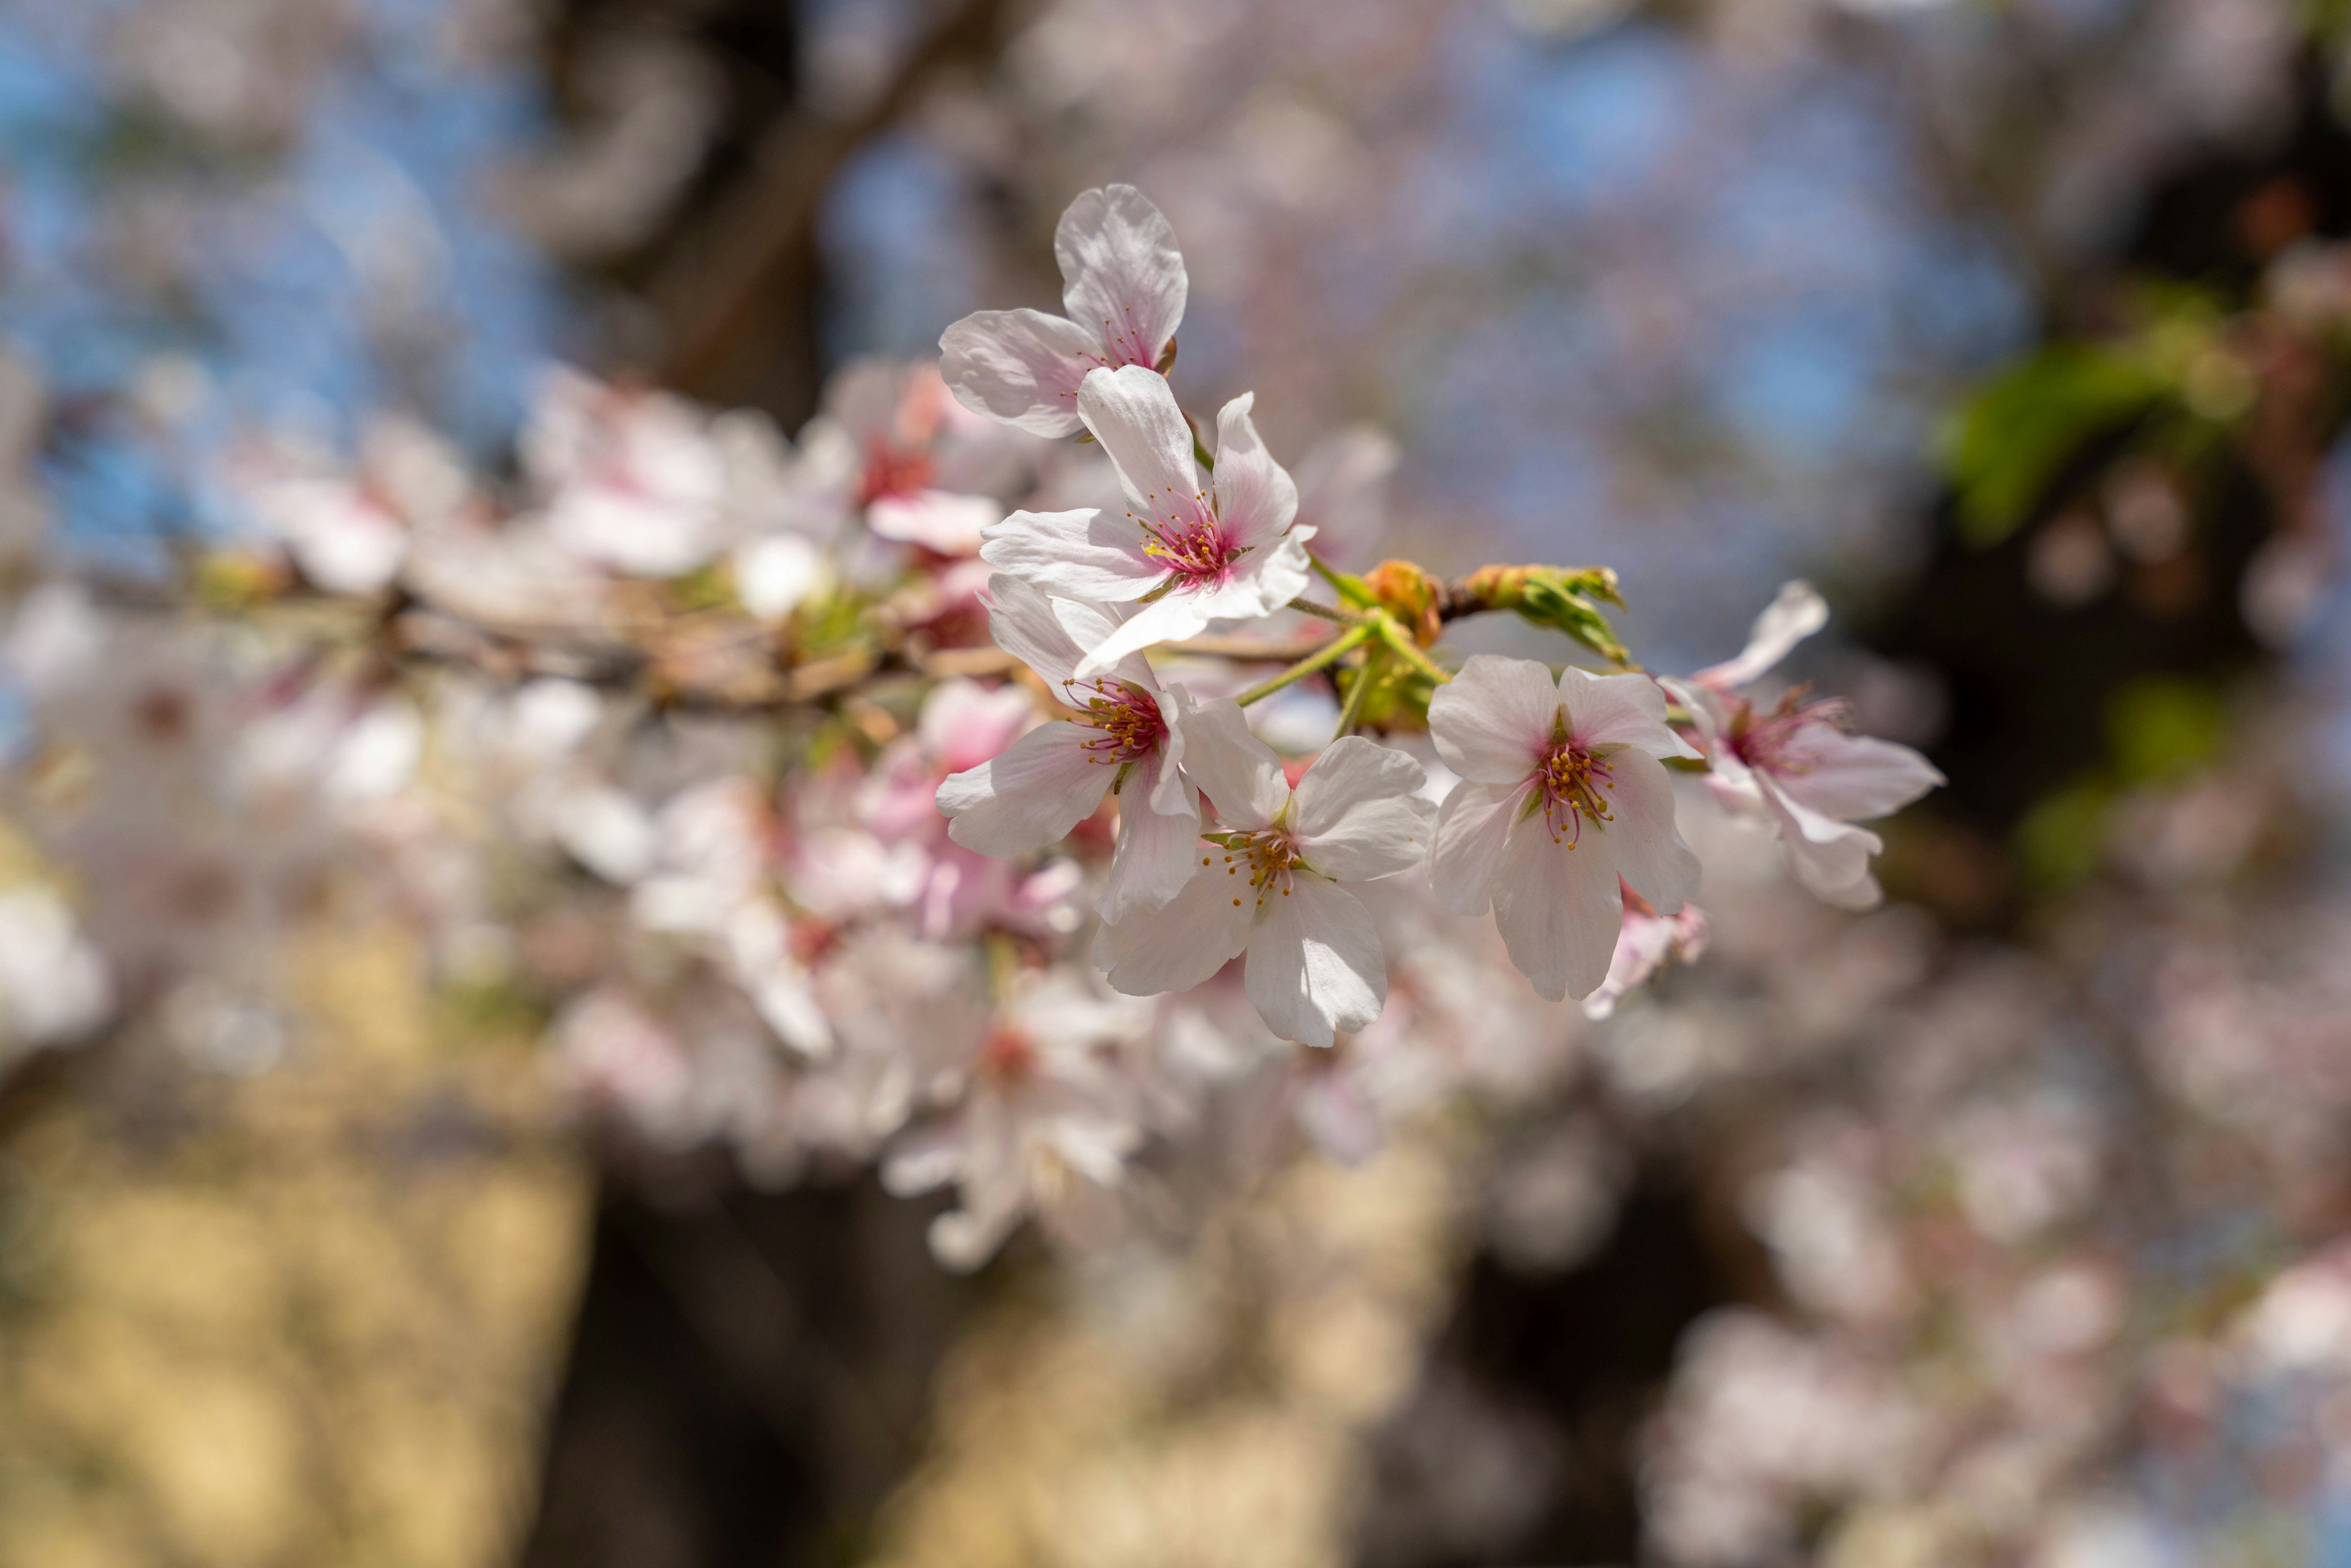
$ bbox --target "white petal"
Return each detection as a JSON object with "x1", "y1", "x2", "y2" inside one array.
[
  {"x1": 1077, "y1": 364, "x2": 1201, "y2": 522},
  {"x1": 1658, "y1": 674, "x2": 1727, "y2": 757},
  {"x1": 1291, "y1": 737, "x2": 1434, "y2": 881},
  {"x1": 1176, "y1": 697, "x2": 1289, "y2": 831},
  {"x1": 938, "y1": 307, "x2": 1097, "y2": 437},
  {"x1": 1591, "y1": 749, "x2": 1700, "y2": 913},
  {"x1": 1245, "y1": 874, "x2": 1384, "y2": 1048},
  {"x1": 1427, "y1": 778, "x2": 1531, "y2": 916},
  {"x1": 1103, "y1": 755, "x2": 1202, "y2": 924},
  {"x1": 937, "y1": 722, "x2": 1110, "y2": 855},
  {"x1": 979, "y1": 508, "x2": 1164, "y2": 602},
  {"x1": 1190, "y1": 523, "x2": 1316, "y2": 623},
  {"x1": 867, "y1": 489, "x2": 1000, "y2": 554},
  {"x1": 1095, "y1": 864, "x2": 1253, "y2": 997},
  {"x1": 1759, "y1": 774, "x2": 1885, "y2": 909},
  {"x1": 1210, "y1": 392, "x2": 1299, "y2": 550},
  {"x1": 1561, "y1": 666, "x2": 1700, "y2": 760},
  {"x1": 1774, "y1": 729, "x2": 1944, "y2": 822},
  {"x1": 1147, "y1": 682, "x2": 1193, "y2": 814},
  {"x1": 1695, "y1": 580, "x2": 1828, "y2": 689},
  {"x1": 1055, "y1": 184, "x2": 1187, "y2": 371},
  {"x1": 1427, "y1": 655, "x2": 1558, "y2": 784},
  {"x1": 733, "y1": 534, "x2": 823, "y2": 620},
  {"x1": 1068, "y1": 589, "x2": 1218, "y2": 678},
  {"x1": 983, "y1": 572, "x2": 1087, "y2": 686},
  {"x1": 1490, "y1": 811, "x2": 1625, "y2": 1002}
]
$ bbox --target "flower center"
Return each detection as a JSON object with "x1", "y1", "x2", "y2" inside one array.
[
  {"x1": 1536, "y1": 739, "x2": 1615, "y2": 847},
  {"x1": 1201, "y1": 827, "x2": 1303, "y2": 910},
  {"x1": 1065, "y1": 678, "x2": 1166, "y2": 763},
  {"x1": 1128, "y1": 490, "x2": 1244, "y2": 587},
  {"x1": 1730, "y1": 692, "x2": 1845, "y2": 776},
  {"x1": 858, "y1": 441, "x2": 936, "y2": 506},
  {"x1": 978, "y1": 1024, "x2": 1036, "y2": 1081}
]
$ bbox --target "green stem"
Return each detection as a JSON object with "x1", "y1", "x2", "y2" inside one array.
[
  {"x1": 1374, "y1": 618, "x2": 1453, "y2": 686},
  {"x1": 1286, "y1": 595, "x2": 1372, "y2": 626},
  {"x1": 1333, "y1": 649, "x2": 1378, "y2": 737},
  {"x1": 1234, "y1": 624, "x2": 1370, "y2": 707}
]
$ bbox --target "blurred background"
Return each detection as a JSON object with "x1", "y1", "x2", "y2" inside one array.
[{"x1": 2, "y1": 0, "x2": 2350, "y2": 1564}]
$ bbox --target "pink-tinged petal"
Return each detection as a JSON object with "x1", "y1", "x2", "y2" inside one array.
[
  {"x1": 979, "y1": 508, "x2": 1164, "y2": 602},
  {"x1": 1428, "y1": 778, "x2": 1532, "y2": 916},
  {"x1": 1562, "y1": 666, "x2": 1699, "y2": 760},
  {"x1": 983, "y1": 572, "x2": 1087, "y2": 687},
  {"x1": 1427, "y1": 655, "x2": 1559, "y2": 784},
  {"x1": 1291, "y1": 737, "x2": 1434, "y2": 881},
  {"x1": 936, "y1": 722, "x2": 1108, "y2": 855},
  {"x1": 1491, "y1": 810, "x2": 1625, "y2": 1002},
  {"x1": 1055, "y1": 184, "x2": 1187, "y2": 370},
  {"x1": 1176, "y1": 697, "x2": 1290, "y2": 831},
  {"x1": 1695, "y1": 579, "x2": 1829, "y2": 689},
  {"x1": 919, "y1": 678, "x2": 1034, "y2": 771},
  {"x1": 1070, "y1": 591, "x2": 1217, "y2": 678},
  {"x1": 1591, "y1": 748, "x2": 1700, "y2": 913},
  {"x1": 1772, "y1": 729, "x2": 1944, "y2": 822},
  {"x1": 1077, "y1": 365, "x2": 1202, "y2": 523},
  {"x1": 1245, "y1": 874, "x2": 1385, "y2": 1048},
  {"x1": 1582, "y1": 903, "x2": 1708, "y2": 1022},
  {"x1": 1210, "y1": 392, "x2": 1299, "y2": 550},
  {"x1": 1101, "y1": 752, "x2": 1201, "y2": 924},
  {"x1": 1095, "y1": 863, "x2": 1253, "y2": 997},
  {"x1": 1757, "y1": 773, "x2": 1884, "y2": 909},
  {"x1": 938, "y1": 307, "x2": 1097, "y2": 437},
  {"x1": 867, "y1": 489, "x2": 1001, "y2": 554}
]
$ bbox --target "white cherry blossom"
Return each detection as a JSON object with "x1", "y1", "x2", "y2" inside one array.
[
  {"x1": 1427, "y1": 656, "x2": 1701, "y2": 1003},
  {"x1": 880, "y1": 966, "x2": 1153, "y2": 1270},
  {"x1": 1095, "y1": 700, "x2": 1433, "y2": 1049},
  {"x1": 980, "y1": 365, "x2": 1313, "y2": 677},
  {"x1": 1668, "y1": 582, "x2": 1944, "y2": 910},
  {"x1": 939, "y1": 184, "x2": 1187, "y2": 438},
  {"x1": 522, "y1": 365, "x2": 730, "y2": 577},
  {"x1": 934, "y1": 575, "x2": 1201, "y2": 923}
]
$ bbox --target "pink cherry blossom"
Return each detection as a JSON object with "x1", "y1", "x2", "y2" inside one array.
[
  {"x1": 939, "y1": 184, "x2": 1187, "y2": 438},
  {"x1": 1427, "y1": 656, "x2": 1702, "y2": 1002},
  {"x1": 1095, "y1": 700, "x2": 1434, "y2": 1048},
  {"x1": 980, "y1": 365, "x2": 1313, "y2": 677},
  {"x1": 522, "y1": 365, "x2": 731, "y2": 577},
  {"x1": 1583, "y1": 888, "x2": 1711, "y2": 1021},
  {"x1": 1669, "y1": 582, "x2": 1944, "y2": 910},
  {"x1": 934, "y1": 574, "x2": 1201, "y2": 923}
]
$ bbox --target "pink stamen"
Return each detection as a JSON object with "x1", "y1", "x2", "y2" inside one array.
[
  {"x1": 1537, "y1": 738, "x2": 1616, "y2": 848},
  {"x1": 1065, "y1": 678, "x2": 1166, "y2": 763}
]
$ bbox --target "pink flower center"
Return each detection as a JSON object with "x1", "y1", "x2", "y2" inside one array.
[
  {"x1": 1201, "y1": 826, "x2": 1302, "y2": 910},
  {"x1": 857, "y1": 441, "x2": 936, "y2": 506},
  {"x1": 1129, "y1": 490, "x2": 1242, "y2": 588},
  {"x1": 1537, "y1": 738, "x2": 1616, "y2": 847},
  {"x1": 1730, "y1": 693, "x2": 1845, "y2": 777},
  {"x1": 979, "y1": 1024, "x2": 1036, "y2": 1082},
  {"x1": 1083, "y1": 306, "x2": 1158, "y2": 374},
  {"x1": 1065, "y1": 678, "x2": 1167, "y2": 763}
]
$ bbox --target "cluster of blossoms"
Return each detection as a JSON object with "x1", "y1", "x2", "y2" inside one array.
[{"x1": 0, "y1": 187, "x2": 1939, "y2": 1267}]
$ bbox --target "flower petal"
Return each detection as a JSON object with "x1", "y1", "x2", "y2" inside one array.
[
  {"x1": 867, "y1": 489, "x2": 1001, "y2": 554},
  {"x1": 1056, "y1": 185, "x2": 1187, "y2": 372},
  {"x1": 1184, "y1": 526, "x2": 1316, "y2": 623},
  {"x1": 1592, "y1": 748, "x2": 1700, "y2": 913},
  {"x1": 1210, "y1": 392, "x2": 1299, "y2": 550},
  {"x1": 1491, "y1": 809, "x2": 1625, "y2": 1002},
  {"x1": 1102, "y1": 752, "x2": 1202, "y2": 924},
  {"x1": 983, "y1": 572, "x2": 1086, "y2": 686},
  {"x1": 1427, "y1": 655, "x2": 1559, "y2": 784},
  {"x1": 1069, "y1": 589, "x2": 1220, "y2": 678},
  {"x1": 1773, "y1": 729, "x2": 1944, "y2": 822},
  {"x1": 1078, "y1": 365, "x2": 1202, "y2": 524},
  {"x1": 980, "y1": 508, "x2": 1164, "y2": 602},
  {"x1": 1562, "y1": 666, "x2": 1700, "y2": 760},
  {"x1": 1094, "y1": 860, "x2": 1253, "y2": 997},
  {"x1": 1428, "y1": 778, "x2": 1532, "y2": 916},
  {"x1": 1695, "y1": 579, "x2": 1828, "y2": 689},
  {"x1": 1245, "y1": 873, "x2": 1385, "y2": 1048},
  {"x1": 938, "y1": 307, "x2": 1097, "y2": 437},
  {"x1": 936, "y1": 722, "x2": 1110, "y2": 855},
  {"x1": 1291, "y1": 737, "x2": 1434, "y2": 881},
  {"x1": 1176, "y1": 697, "x2": 1290, "y2": 830},
  {"x1": 1758, "y1": 773, "x2": 1884, "y2": 909}
]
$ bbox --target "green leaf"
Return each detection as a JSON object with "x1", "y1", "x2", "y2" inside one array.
[{"x1": 1943, "y1": 345, "x2": 2165, "y2": 547}]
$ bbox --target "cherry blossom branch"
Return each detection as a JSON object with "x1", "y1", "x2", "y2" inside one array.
[{"x1": 1232, "y1": 623, "x2": 1371, "y2": 707}]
